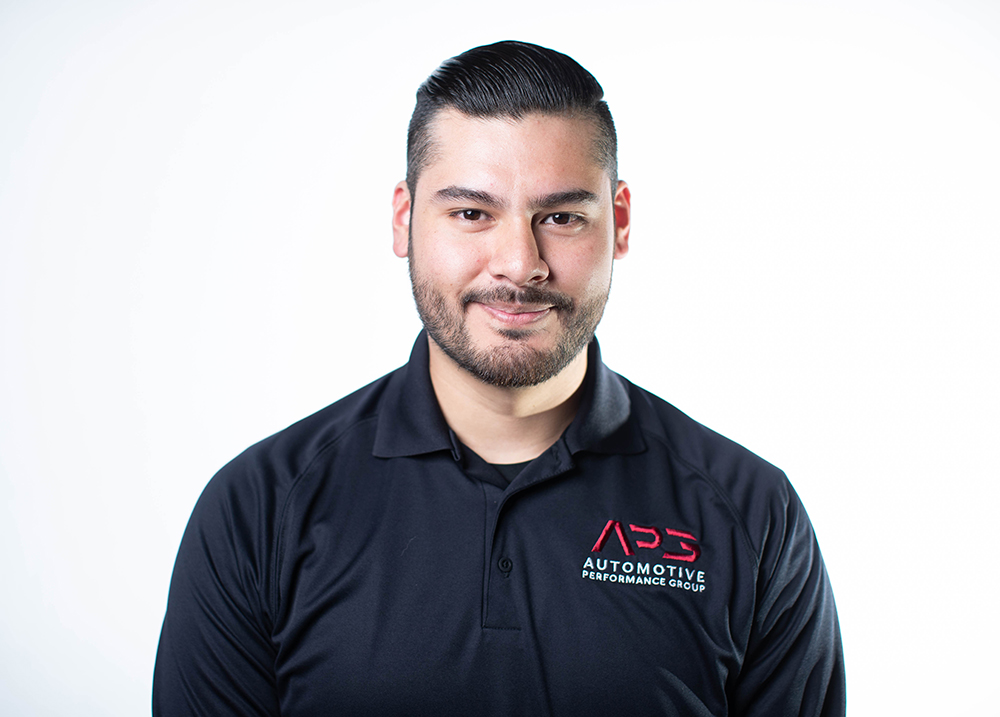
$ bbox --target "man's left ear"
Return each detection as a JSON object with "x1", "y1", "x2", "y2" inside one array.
[
  {"x1": 613, "y1": 180, "x2": 631, "y2": 259},
  {"x1": 392, "y1": 180, "x2": 411, "y2": 258}
]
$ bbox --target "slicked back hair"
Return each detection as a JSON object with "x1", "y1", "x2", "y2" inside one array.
[{"x1": 406, "y1": 41, "x2": 617, "y2": 197}]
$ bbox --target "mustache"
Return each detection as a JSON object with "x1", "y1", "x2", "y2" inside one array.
[{"x1": 461, "y1": 285, "x2": 575, "y2": 312}]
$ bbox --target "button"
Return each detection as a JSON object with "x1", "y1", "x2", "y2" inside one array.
[{"x1": 497, "y1": 557, "x2": 513, "y2": 573}]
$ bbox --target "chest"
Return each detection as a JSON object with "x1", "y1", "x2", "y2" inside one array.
[{"x1": 269, "y1": 453, "x2": 756, "y2": 716}]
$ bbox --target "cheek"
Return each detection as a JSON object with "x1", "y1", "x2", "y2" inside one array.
[
  {"x1": 411, "y1": 234, "x2": 488, "y2": 290},
  {"x1": 550, "y1": 242, "x2": 615, "y2": 293}
]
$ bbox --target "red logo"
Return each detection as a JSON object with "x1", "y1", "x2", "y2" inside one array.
[{"x1": 591, "y1": 519, "x2": 701, "y2": 563}]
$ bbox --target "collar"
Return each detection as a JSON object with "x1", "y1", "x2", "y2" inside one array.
[{"x1": 372, "y1": 332, "x2": 645, "y2": 459}]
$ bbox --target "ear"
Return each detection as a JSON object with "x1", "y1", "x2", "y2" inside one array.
[
  {"x1": 612, "y1": 180, "x2": 631, "y2": 259},
  {"x1": 392, "y1": 180, "x2": 411, "y2": 258}
]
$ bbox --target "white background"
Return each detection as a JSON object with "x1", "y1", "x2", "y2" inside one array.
[{"x1": 2, "y1": 0, "x2": 998, "y2": 714}]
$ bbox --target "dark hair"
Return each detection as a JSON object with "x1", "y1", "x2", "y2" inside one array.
[{"x1": 406, "y1": 41, "x2": 617, "y2": 196}]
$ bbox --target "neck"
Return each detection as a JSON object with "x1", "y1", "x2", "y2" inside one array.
[{"x1": 427, "y1": 337, "x2": 587, "y2": 464}]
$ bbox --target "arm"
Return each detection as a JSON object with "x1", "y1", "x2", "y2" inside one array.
[
  {"x1": 730, "y1": 486, "x2": 846, "y2": 717},
  {"x1": 153, "y1": 468, "x2": 281, "y2": 716}
]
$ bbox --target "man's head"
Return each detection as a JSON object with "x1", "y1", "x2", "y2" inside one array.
[
  {"x1": 393, "y1": 42, "x2": 630, "y2": 389},
  {"x1": 406, "y1": 41, "x2": 617, "y2": 199}
]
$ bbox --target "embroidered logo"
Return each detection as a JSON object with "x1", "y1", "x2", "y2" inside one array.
[{"x1": 581, "y1": 519, "x2": 707, "y2": 593}]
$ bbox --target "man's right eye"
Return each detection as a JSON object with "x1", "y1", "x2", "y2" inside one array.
[{"x1": 454, "y1": 209, "x2": 485, "y2": 221}]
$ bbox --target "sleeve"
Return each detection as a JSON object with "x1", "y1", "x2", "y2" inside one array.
[
  {"x1": 729, "y1": 484, "x2": 846, "y2": 717},
  {"x1": 152, "y1": 465, "x2": 281, "y2": 717}
]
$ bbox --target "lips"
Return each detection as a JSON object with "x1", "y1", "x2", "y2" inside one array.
[{"x1": 476, "y1": 302, "x2": 552, "y2": 326}]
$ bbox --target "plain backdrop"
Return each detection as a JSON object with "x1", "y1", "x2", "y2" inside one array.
[{"x1": 2, "y1": 0, "x2": 998, "y2": 714}]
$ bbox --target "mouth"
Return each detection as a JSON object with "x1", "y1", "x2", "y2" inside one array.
[{"x1": 475, "y1": 302, "x2": 553, "y2": 326}]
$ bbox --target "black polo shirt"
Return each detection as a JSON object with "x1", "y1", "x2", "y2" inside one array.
[{"x1": 153, "y1": 334, "x2": 845, "y2": 716}]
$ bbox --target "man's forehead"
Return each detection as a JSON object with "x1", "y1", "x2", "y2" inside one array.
[
  {"x1": 429, "y1": 185, "x2": 602, "y2": 211},
  {"x1": 416, "y1": 109, "x2": 611, "y2": 194}
]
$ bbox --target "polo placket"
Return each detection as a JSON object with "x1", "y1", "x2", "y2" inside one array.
[{"x1": 479, "y1": 441, "x2": 575, "y2": 630}]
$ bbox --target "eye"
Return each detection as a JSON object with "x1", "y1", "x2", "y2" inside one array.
[
  {"x1": 542, "y1": 213, "x2": 582, "y2": 226},
  {"x1": 454, "y1": 209, "x2": 486, "y2": 221}
]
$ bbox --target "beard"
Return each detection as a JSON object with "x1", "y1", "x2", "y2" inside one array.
[{"x1": 409, "y1": 265, "x2": 610, "y2": 389}]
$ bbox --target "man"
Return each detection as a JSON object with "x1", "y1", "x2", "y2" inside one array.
[{"x1": 154, "y1": 41, "x2": 845, "y2": 716}]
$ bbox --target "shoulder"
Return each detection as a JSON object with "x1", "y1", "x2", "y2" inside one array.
[
  {"x1": 171, "y1": 369, "x2": 400, "y2": 613},
  {"x1": 185, "y1": 368, "x2": 398, "y2": 561},
  {"x1": 206, "y1": 369, "x2": 397, "y2": 505},
  {"x1": 622, "y1": 377, "x2": 801, "y2": 562}
]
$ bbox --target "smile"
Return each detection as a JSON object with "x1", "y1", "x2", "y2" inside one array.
[{"x1": 475, "y1": 302, "x2": 553, "y2": 326}]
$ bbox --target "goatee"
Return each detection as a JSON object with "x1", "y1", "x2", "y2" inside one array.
[{"x1": 410, "y1": 276, "x2": 609, "y2": 388}]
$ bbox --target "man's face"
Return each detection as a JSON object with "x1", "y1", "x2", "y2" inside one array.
[{"x1": 392, "y1": 109, "x2": 630, "y2": 388}]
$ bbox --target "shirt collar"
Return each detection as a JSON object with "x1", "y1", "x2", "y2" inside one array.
[{"x1": 372, "y1": 332, "x2": 645, "y2": 459}]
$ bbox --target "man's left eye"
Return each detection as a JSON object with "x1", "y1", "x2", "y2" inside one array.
[{"x1": 543, "y1": 213, "x2": 579, "y2": 226}]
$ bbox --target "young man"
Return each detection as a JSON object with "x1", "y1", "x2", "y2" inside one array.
[{"x1": 154, "y1": 41, "x2": 845, "y2": 716}]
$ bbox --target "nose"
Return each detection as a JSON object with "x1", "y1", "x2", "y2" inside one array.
[{"x1": 487, "y1": 219, "x2": 549, "y2": 286}]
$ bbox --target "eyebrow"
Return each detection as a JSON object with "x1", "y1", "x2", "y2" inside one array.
[
  {"x1": 433, "y1": 186, "x2": 505, "y2": 209},
  {"x1": 432, "y1": 186, "x2": 600, "y2": 211},
  {"x1": 532, "y1": 190, "x2": 600, "y2": 210}
]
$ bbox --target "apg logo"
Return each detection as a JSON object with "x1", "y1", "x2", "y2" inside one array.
[
  {"x1": 591, "y1": 519, "x2": 701, "y2": 563},
  {"x1": 582, "y1": 519, "x2": 708, "y2": 593}
]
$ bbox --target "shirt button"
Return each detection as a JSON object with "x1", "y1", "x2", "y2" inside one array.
[{"x1": 497, "y1": 557, "x2": 513, "y2": 573}]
